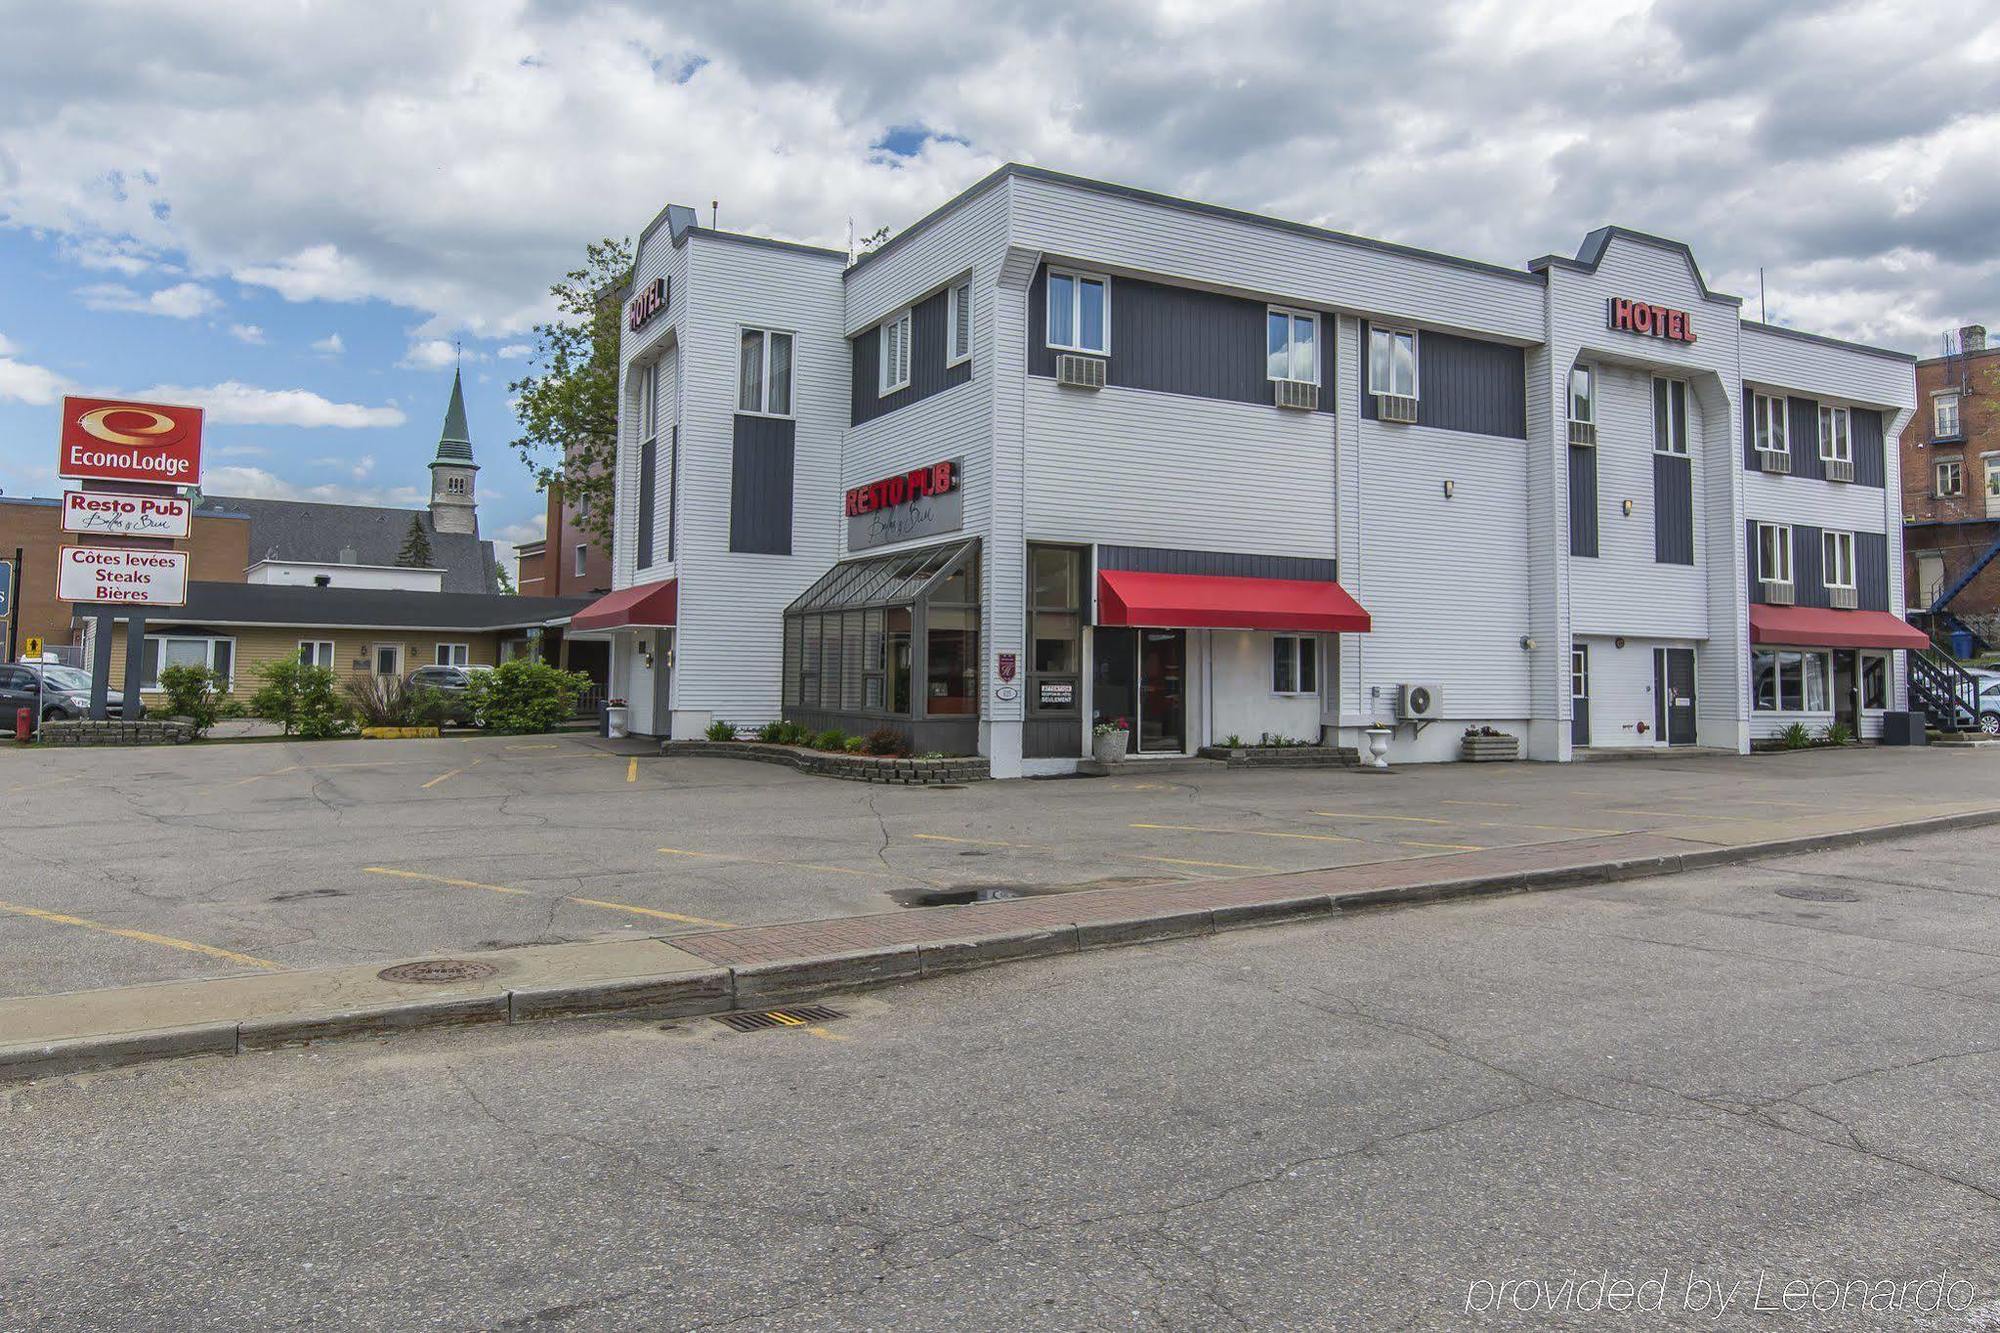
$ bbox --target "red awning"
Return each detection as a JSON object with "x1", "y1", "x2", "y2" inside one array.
[
  {"x1": 569, "y1": 579, "x2": 677, "y2": 633},
  {"x1": 1748, "y1": 605, "x2": 1928, "y2": 650},
  {"x1": 1097, "y1": 569, "x2": 1371, "y2": 634}
]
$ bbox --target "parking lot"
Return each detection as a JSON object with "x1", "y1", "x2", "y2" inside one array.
[{"x1": 2, "y1": 733, "x2": 1998, "y2": 999}]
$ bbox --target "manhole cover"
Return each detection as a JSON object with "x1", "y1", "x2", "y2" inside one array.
[
  {"x1": 377, "y1": 959, "x2": 499, "y2": 984},
  {"x1": 1777, "y1": 886, "x2": 1861, "y2": 903}
]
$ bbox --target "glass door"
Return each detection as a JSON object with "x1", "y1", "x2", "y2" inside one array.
[
  {"x1": 1092, "y1": 629, "x2": 1136, "y2": 737},
  {"x1": 1137, "y1": 629, "x2": 1186, "y2": 753}
]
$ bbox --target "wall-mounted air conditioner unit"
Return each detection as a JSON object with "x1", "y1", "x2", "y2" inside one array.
[
  {"x1": 1756, "y1": 449, "x2": 1793, "y2": 474},
  {"x1": 1761, "y1": 581, "x2": 1797, "y2": 606},
  {"x1": 1567, "y1": 420, "x2": 1597, "y2": 447},
  {"x1": 1055, "y1": 354, "x2": 1106, "y2": 390},
  {"x1": 1829, "y1": 585, "x2": 1858, "y2": 609},
  {"x1": 1274, "y1": 379, "x2": 1318, "y2": 411},
  {"x1": 1397, "y1": 682, "x2": 1443, "y2": 721},
  {"x1": 1375, "y1": 394, "x2": 1419, "y2": 424},
  {"x1": 1823, "y1": 458, "x2": 1855, "y2": 483}
]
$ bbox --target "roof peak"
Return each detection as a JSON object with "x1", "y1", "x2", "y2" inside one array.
[{"x1": 435, "y1": 368, "x2": 475, "y2": 464}]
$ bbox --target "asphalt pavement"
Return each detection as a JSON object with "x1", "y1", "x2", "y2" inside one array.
[{"x1": 3, "y1": 825, "x2": 1997, "y2": 1330}]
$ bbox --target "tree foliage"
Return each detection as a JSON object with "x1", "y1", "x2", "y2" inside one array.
[
  {"x1": 509, "y1": 237, "x2": 631, "y2": 549},
  {"x1": 156, "y1": 663, "x2": 223, "y2": 736},
  {"x1": 466, "y1": 658, "x2": 591, "y2": 735},
  {"x1": 248, "y1": 653, "x2": 354, "y2": 739},
  {"x1": 396, "y1": 513, "x2": 434, "y2": 568}
]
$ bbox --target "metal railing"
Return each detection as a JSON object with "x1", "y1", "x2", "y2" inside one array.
[{"x1": 1908, "y1": 646, "x2": 1980, "y2": 732}]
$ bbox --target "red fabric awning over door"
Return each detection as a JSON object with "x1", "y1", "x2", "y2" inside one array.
[
  {"x1": 1097, "y1": 569, "x2": 1371, "y2": 634},
  {"x1": 569, "y1": 579, "x2": 677, "y2": 633},
  {"x1": 1748, "y1": 605, "x2": 1928, "y2": 650}
]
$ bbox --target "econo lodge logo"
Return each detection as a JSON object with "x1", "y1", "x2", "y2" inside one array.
[{"x1": 58, "y1": 396, "x2": 205, "y2": 486}]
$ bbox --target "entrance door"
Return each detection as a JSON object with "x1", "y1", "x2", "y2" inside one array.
[
  {"x1": 1570, "y1": 644, "x2": 1590, "y2": 748},
  {"x1": 1653, "y1": 647, "x2": 1697, "y2": 745},
  {"x1": 1091, "y1": 628, "x2": 1187, "y2": 754},
  {"x1": 1833, "y1": 650, "x2": 1858, "y2": 731},
  {"x1": 371, "y1": 643, "x2": 403, "y2": 679}
]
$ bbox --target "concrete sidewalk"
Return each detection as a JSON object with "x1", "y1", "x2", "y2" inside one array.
[{"x1": 6, "y1": 800, "x2": 1999, "y2": 1082}]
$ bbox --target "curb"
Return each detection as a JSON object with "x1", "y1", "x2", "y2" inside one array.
[{"x1": 7, "y1": 805, "x2": 2000, "y2": 1082}]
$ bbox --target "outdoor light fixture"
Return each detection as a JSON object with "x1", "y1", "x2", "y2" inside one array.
[
  {"x1": 1444, "y1": 479, "x2": 1455, "y2": 499},
  {"x1": 1622, "y1": 498, "x2": 1635, "y2": 516},
  {"x1": 1520, "y1": 636, "x2": 1536, "y2": 651}
]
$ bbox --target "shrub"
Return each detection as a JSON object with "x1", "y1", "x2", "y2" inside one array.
[
  {"x1": 863, "y1": 726, "x2": 903, "y2": 756},
  {"x1": 344, "y1": 675, "x2": 451, "y2": 728},
  {"x1": 844, "y1": 736, "x2": 865, "y2": 753},
  {"x1": 705, "y1": 719, "x2": 736, "y2": 742},
  {"x1": 783, "y1": 722, "x2": 813, "y2": 745},
  {"x1": 1223, "y1": 733, "x2": 1244, "y2": 748},
  {"x1": 156, "y1": 663, "x2": 223, "y2": 736},
  {"x1": 757, "y1": 720, "x2": 787, "y2": 743},
  {"x1": 813, "y1": 728, "x2": 847, "y2": 751},
  {"x1": 465, "y1": 659, "x2": 591, "y2": 735},
  {"x1": 248, "y1": 653, "x2": 353, "y2": 739},
  {"x1": 1822, "y1": 721, "x2": 1855, "y2": 747},
  {"x1": 1779, "y1": 722, "x2": 1814, "y2": 751}
]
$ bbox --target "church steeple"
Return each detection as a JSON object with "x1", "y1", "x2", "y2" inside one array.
[{"x1": 428, "y1": 368, "x2": 480, "y2": 535}]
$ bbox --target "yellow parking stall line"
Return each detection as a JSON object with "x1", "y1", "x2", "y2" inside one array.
[
  {"x1": 912, "y1": 832, "x2": 1051, "y2": 851},
  {"x1": 1130, "y1": 822, "x2": 1358, "y2": 844},
  {"x1": 0, "y1": 898, "x2": 282, "y2": 970},
  {"x1": 229, "y1": 765, "x2": 300, "y2": 788},
  {"x1": 365, "y1": 867, "x2": 531, "y2": 896},
  {"x1": 567, "y1": 897, "x2": 734, "y2": 928},
  {"x1": 1440, "y1": 799, "x2": 1516, "y2": 809},
  {"x1": 1396, "y1": 840, "x2": 1485, "y2": 853},
  {"x1": 1128, "y1": 855, "x2": 1278, "y2": 872},
  {"x1": 1496, "y1": 822, "x2": 1622, "y2": 836},
  {"x1": 627, "y1": 757, "x2": 639, "y2": 783},
  {"x1": 1601, "y1": 808, "x2": 1764, "y2": 821},
  {"x1": 1310, "y1": 810, "x2": 1454, "y2": 825},
  {"x1": 421, "y1": 757, "x2": 487, "y2": 790},
  {"x1": 366, "y1": 869, "x2": 734, "y2": 927},
  {"x1": 658, "y1": 847, "x2": 905, "y2": 880}
]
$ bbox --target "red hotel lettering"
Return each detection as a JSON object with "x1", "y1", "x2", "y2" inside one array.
[
  {"x1": 1607, "y1": 296, "x2": 1696, "y2": 344},
  {"x1": 845, "y1": 459, "x2": 957, "y2": 517},
  {"x1": 627, "y1": 277, "x2": 668, "y2": 331}
]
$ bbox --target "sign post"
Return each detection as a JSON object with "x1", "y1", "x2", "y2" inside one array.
[{"x1": 0, "y1": 556, "x2": 13, "y2": 663}]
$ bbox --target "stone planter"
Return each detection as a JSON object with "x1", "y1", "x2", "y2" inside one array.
[
  {"x1": 605, "y1": 705, "x2": 630, "y2": 739},
  {"x1": 1461, "y1": 733, "x2": 1520, "y2": 762},
  {"x1": 1363, "y1": 726, "x2": 1393, "y2": 769},
  {"x1": 1091, "y1": 729, "x2": 1130, "y2": 764}
]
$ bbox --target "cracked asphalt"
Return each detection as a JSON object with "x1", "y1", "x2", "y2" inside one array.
[{"x1": 3, "y1": 825, "x2": 1998, "y2": 1330}]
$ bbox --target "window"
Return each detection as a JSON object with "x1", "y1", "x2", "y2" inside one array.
[
  {"x1": 436, "y1": 643, "x2": 469, "y2": 668},
  {"x1": 1571, "y1": 644, "x2": 1589, "y2": 699},
  {"x1": 1046, "y1": 269, "x2": 1108, "y2": 354},
  {"x1": 1757, "y1": 522, "x2": 1793, "y2": 586},
  {"x1": 1986, "y1": 455, "x2": 2000, "y2": 502},
  {"x1": 1753, "y1": 392, "x2": 1788, "y2": 455},
  {"x1": 1937, "y1": 393, "x2": 1961, "y2": 438},
  {"x1": 1028, "y1": 545, "x2": 1082, "y2": 715},
  {"x1": 1861, "y1": 653, "x2": 1888, "y2": 710},
  {"x1": 635, "y1": 359, "x2": 658, "y2": 570},
  {"x1": 444, "y1": 475, "x2": 467, "y2": 495},
  {"x1": 372, "y1": 644, "x2": 402, "y2": 677},
  {"x1": 1568, "y1": 365, "x2": 1594, "y2": 425},
  {"x1": 739, "y1": 328, "x2": 793, "y2": 415},
  {"x1": 946, "y1": 278, "x2": 971, "y2": 367},
  {"x1": 1822, "y1": 530, "x2": 1855, "y2": 590},
  {"x1": 1752, "y1": 650, "x2": 1832, "y2": 713},
  {"x1": 1817, "y1": 404, "x2": 1851, "y2": 464},
  {"x1": 1266, "y1": 309, "x2": 1318, "y2": 384},
  {"x1": 298, "y1": 640, "x2": 336, "y2": 670},
  {"x1": 1936, "y1": 459, "x2": 1963, "y2": 497},
  {"x1": 573, "y1": 544, "x2": 588, "y2": 578},
  {"x1": 1652, "y1": 377, "x2": 1689, "y2": 455},
  {"x1": 141, "y1": 635, "x2": 235, "y2": 691},
  {"x1": 878, "y1": 310, "x2": 912, "y2": 394},
  {"x1": 1272, "y1": 636, "x2": 1318, "y2": 695},
  {"x1": 1368, "y1": 327, "x2": 1418, "y2": 398}
]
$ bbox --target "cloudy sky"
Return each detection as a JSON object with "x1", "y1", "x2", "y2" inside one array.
[{"x1": 2, "y1": 0, "x2": 1995, "y2": 566}]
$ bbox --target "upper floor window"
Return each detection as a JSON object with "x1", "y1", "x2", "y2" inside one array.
[
  {"x1": 946, "y1": 278, "x2": 972, "y2": 367},
  {"x1": 1752, "y1": 392, "x2": 1787, "y2": 456},
  {"x1": 1652, "y1": 377, "x2": 1688, "y2": 455},
  {"x1": 739, "y1": 328, "x2": 793, "y2": 416},
  {"x1": 1757, "y1": 521, "x2": 1793, "y2": 586},
  {"x1": 1047, "y1": 270, "x2": 1108, "y2": 354},
  {"x1": 637, "y1": 360, "x2": 659, "y2": 440},
  {"x1": 1368, "y1": 327, "x2": 1418, "y2": 398},
  {"x1": 573, "y1": 543, "x2": 588, "y2": 578},
  {"x1": 444, "y1": 475, "x2": 467, "y2": 495},
  {"x1": 1265, "y1": 309, "x2": 1319, "y2": 385},
  {"x1": 1936, "y1": 393, "x2": 1961, "y2": 438},
  {"x1": 1822, "y1": 529, "x2": 1855, "y2": 589},
  {"x1": 1567, "y1": 365, "x2": 1594, "y2": 424},
  {"x1": 1817, "y1": 405, "x2": 1851, "y2": 464},
  {"x1": 878, "y1": 310, "x2": 912, "y2": 395},
  {"x1": 1937, "y1": 458, "x2": 1963, "y2": 496}
]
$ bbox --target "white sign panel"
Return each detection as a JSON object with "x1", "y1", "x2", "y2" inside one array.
[
  {"x1": 62, "y1": 489, "x2": 193, "y2": 539},
  {"x1": 57, "y1": 545, "x2": 189, "y2": 607}
]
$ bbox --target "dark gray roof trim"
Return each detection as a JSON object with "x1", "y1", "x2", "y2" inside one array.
[
  {"x1": 1742, "y1": 319, "x2": 1917, "y2": 364},
  {"x1": 1527, "y1": 225, "x2": 1743, "y2": 306},
  {"x1": 848, "y1": 163, "x2": 1544, "y2": 286},
  {"x1": 115, "y1": 582, "x2": 591, "y2": 631},
  {"x1": 675, "y1": 226, "x2": 845, "y2": 262}
]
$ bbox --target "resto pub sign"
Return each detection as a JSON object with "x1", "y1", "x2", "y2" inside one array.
[
  {"x1": 1606, "y1": 297, "x2": 1696, "y2": 345},
  {"x1": 59, "y1": 396, "x2": 204, "y2": 485},
  {"x1": 63, "y1": 489, "x2": 193, "y2": 539},
  {"x1": 845, "y1": 458, "x2": 964, "y2": 552}
]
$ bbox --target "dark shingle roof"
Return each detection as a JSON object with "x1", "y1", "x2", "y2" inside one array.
[
  {"x1": 196, "y1": 497, "x2": 496, "y2": 593},
  {"x1": 434, "y1": 369, "x2": 475, "y2": 465},
  {"x1": 116, "y1": 582, "x2": 590, "y2": 631}
]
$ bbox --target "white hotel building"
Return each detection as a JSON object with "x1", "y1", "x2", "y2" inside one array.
[{"x1": 570, "y1": 165, "x2": 1923, "y2": 777}]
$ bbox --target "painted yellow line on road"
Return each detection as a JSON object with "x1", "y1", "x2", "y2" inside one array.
[
  {"x1": 1311, "y1": 810, "x2": 1453, "y2": 825},
  {"x1": 421, "y1": 757, "x2": 486, "y2": 790},
  {"x1": 1129, "y1": 854, "x2": 1277, "y2": 871},
  {"x1": 1441, "y1": 799, "x2": 1516, "y2": 809},
  {"x1": 658, "y1": 847, "x2": 902, "y2": 879},
  {"x1": 912, "y1": 832, "x2": 1048, "y2": 851},
  {"x1": 506, "y1": 742, "x2": 561, "y2": 751},
  {"x1": 229, "y1": 765, "x2": 300, "y2": 788},
  {"x1": 1498, "y1": 822, "x2": 1621, "y2": 835},
  {"x1": 627, "y1": 757, "x2": 639, "y2": 783},
  {"x1": 0, "y1": 898, "x2": 281, "y2": 970},
  {"x1": 1602, "y1": 807, "x2": 1762, "y2": 821},
  {"x1": 367, "y1": 869, "x2": 734, "y2": 927},
  {"x1": 1131, "y1": 822, "x2": 1358, "y2": 844},
  {"x1": 1396, "y1": 840, "x2": 1486, "y2": 852},
  {"x1": 806, "y1": 1026, "x2": 849, "y2": 1042},
  {"x1": 568, "y1": 896, "x2": 733, "y2": 928},
  {"x1": 365, "y1": 867, "x2": 531, "y2": 896}
]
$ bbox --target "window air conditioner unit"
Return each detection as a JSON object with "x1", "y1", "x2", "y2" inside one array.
[
  {"x1": 1274, "y1": 379, "x2": 1319, "y2": 411},
  {"x1": 1761, "y1": 581, "x2": 1797, "y2": 606},
  {"x1": 1757, "y1": 449, "x2": 1793, "y2": 474},
  {"x1": 1397, "y1": 682, "x2": 1443, "y2": 721},
  {"x1": 1375, "y1": 393, "x2": 1419, "y2": 424},
  {"x1": 1055, "y1": 354, "x2": 1106, "y2": 390},
  {"x1": 1567, "y1": 420, "x2": 1597, "y2": 447},
  {"x1": 1823, "y1": 458, "x2": 1855, "y2": 483},
  {"x1": 1829, "y1": 585, "x2": 1858, "y2": 610}
]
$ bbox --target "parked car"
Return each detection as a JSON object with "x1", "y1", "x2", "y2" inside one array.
[
  {"x1": 1980, "y1": 681, "x2": 2000, "y2": 735},
  {"x1": 405, "y1": 664, "x2": 491, "y2": 722},
  {"x1": 0, "y1": 663, "x2": 144, "y2": 729}
]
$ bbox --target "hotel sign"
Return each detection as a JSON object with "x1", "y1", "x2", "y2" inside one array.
[
  {"x1": 845, "y1": 458, "x2": 964, "y2": 552},
  {"x1": 1607, "y1": 297, "x2": 1696, "y2": 345},
  {"x1": 62, "y1": 489, "x2": 193, "y2": 539},
  {"x1": 59, "y1": 396, "x2": 204, "y2": 485},
  {"x1": 628, "y1": 277, "x2": 668, "y2": 331},
  {"x1": 57, "y1": 545, "x2": 189, "y2": 606}
]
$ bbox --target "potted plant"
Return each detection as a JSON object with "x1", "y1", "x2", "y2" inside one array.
[
  {"x1": 1092, "y1": 717, "x2": 1131, "y2": 764},
  {"x1": 604, "y1": 697, "x2": 630, "y2": 739},
  {"x1": 1363, "y1": 725, "x2": 1393, "y2": 768},
  {"x1": 1460, "y1": 725, "x2": 1520, "y2": 762}
]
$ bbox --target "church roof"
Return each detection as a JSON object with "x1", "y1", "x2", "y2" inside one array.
[
  {"x1": 434, "y1": 368, "x2": 476, "y2": 466},
  {"x1": 196, "y1": 497, "x2": 497, "y2": 594}
]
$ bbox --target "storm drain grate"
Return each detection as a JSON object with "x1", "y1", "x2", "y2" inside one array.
[
  {"x1": 377, "y1": 959, "x2": 500, "y2": 985},
  {"x1": 1777, "y1": 886, "x2": 1862, "y2": 903},
  {"x1": 712, "y1": 1005, "x2": 845, "y2": 1033}
]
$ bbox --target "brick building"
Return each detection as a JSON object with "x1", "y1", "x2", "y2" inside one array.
[{"x1": 1901, "y1": 324, "x2": 2000, "y2": 653}]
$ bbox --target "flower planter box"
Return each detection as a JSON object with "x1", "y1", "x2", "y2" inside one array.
[
  {"x1": 662, "y1": 740, "x2": 988, "y2": 785},
  {"x1": 1461, "y1": 734, "x2": 1520, "y2": 763},
  {"x1": 1195, "y1": 745, "x2": 1359, "y2": 769}
]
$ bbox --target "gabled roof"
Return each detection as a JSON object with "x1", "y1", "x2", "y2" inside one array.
[{"x1": 197, "y1": 497, "x2": 496, "y2": 594}]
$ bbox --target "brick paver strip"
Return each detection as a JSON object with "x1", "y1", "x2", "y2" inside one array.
[{"x1": 670, "y1": 832, "x2": 1699, "y2": 966}]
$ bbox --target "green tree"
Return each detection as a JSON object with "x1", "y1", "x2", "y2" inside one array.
[
  {"x1": 465, "y1": 658, "x2": 590, "y2": 735},
  {"x1": 248, "y1": 653, "x2": 354, "y2": 739},
  {"x1": 494, "y1": 563, "x2": 516, "y2": 595},
  {"x1": 156, "y1": 663, "x2": 222, "y2": 736},
  {"x1": 510, "y1": 237, "x2": 630, "y2": 550},
  {"x1": 397, "y1": 514, "x2": 434, "y2": 568}
]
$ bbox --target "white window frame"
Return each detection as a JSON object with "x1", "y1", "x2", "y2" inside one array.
[
  {"x1": 435, "y1": 643, "x2": 470, "y2": 668},
  {"x1": 1936, "y1": 458, "x2": 1963, "y2": 497},
  {"x1": 1757, "y1": 522, "x2": 1793, "y2": 586},
  {"x1": 945, "y1": 278, "x2": 972, "y2": 368},
  {"x1": 1368, "y1": 327, "x2": 1419, "y2": 399},
  {"x1": 371, "y1": 643, "x2": 404, "y2": 678},
  {"x1": 1045, "y1": 269, "x2": 1110, "y2": 355},
  {"x1": 1822, "y1": 529, "x2": 1855, "y2": 590},
  {"x1": 298, "y1": 640, "x2": 337, "y2": 671},
  {"x1": 1653, "y1": 376, "x2": 1689, "y2": 456},
  {"x1": 1984, "y1": 453, "x2": 2000, "y2": 500},
  {"x1": 1817, "y1": 404, "x2": 1852, "y2": 464},
  {"x1": 1860, "y1": 651, "x2": 1889, "y2": 711},
  {"x1": 573, "y1": 543, "x2": 588, "y2": 578},
  {"x1": 1753, "y1": 392, "x2": 1788, "y2": 456},
  {"x1": 637, "y1": 359, "x2": 659, "y2": 440},
  {"x1": 1752, "y1": 649, "x2": 1832, "y2": 714},
  {"x1": 1936, "y1": 392, "x2": 1961, "y2": 438},
  {"x1": 1271, "y1": 635, "x2": 1319, "y2": 696},
  {"x1": 739, "y1": 327, "x2": 795, "y2": 418},
  {"x1": 1571, "y1": 643, "x2": 1589, "y2": 699},
  {"x1": 1567, "y1": 365, "x2": 1594, "y2": 425},
  {"x1": 878, "y1": 309, "x2": 912, "y2": 395},
  {"x1": 1265, "y1": 307, "x2": 1320, "y2": 386},
  {"x1": 143, "y1": 635, "x2": 237, "y2": 692}
]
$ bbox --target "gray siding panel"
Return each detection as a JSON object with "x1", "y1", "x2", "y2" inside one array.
[
  {"x1": 728, "y1": 415, "x2": 795, "y2": 556},
  {"x1": 1653, "y1": 453, "x2": 1693, "y2": 565},
  {"x1": 1023, "y1": 717, "x2": 1082, "y2": 758},
  {"x1": 1792, "y1": 522, "x2": 1827, "y2": 608},
  {"x1": 1569, "y1": 445, "x2": 1598, "y2": 557},
  {"x1": 850, "y1": 285, "x2": 972, "y2": 427},
  {"x1": 635, "y1": 436, "x2": 657, "y2": 570},
  {"x1": 1358, "y1": 324, "x2": 1526, "y2": 438},
  {"x1": 1787, "y1": 396, "x2": 1823, "y2": 482},
  {"x1": 1857, "y1": 531, "x2": 1890, "y2": 610},
  {"x1": 1097, "y1": 545, "x2": 1336, "y2": 582},
  {"x1": 1852, "y1": 408, "x2": 1886, "y2": 488}
]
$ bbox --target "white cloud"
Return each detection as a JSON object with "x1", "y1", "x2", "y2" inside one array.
[
  {"x1": 75, "y1": 281, "x2": 223, "y2": 319},
  {"x1": 497, "y1": 513, "x2": 547, "y2": 546},
  {"x1": 0, "y1": 334, "x2": 16, "y2": 356},
  {"x1": 201, "y1": 465, "x2": 426, "y2": 508},
  {"x1": 229, "y1": 322, "x2": 266, "y2": 344},
  {"x1": 127, "y1": 381, "x2": 404, "y2": 428},
  {"x1": 311, "y1": 332, "x2": 345, "y2": 356},
  {"x1": 214, "y1": 444, "x2": 269, "y2": 458},
  {"x1": 399, "y1": 338, "x2": 484, "y2": 371},
  {"x1": 0, "y1": 350, "x2": 72, "y2": 406},
  {"x1": 496, "y1": 343, "x2": 532, "y2": 358}
]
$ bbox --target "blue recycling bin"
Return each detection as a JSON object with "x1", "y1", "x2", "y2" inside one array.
[{"x1": 1951, "y1": 627, "x2": 1975, "y2": 660}]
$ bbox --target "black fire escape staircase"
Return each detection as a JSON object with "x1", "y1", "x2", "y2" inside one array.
[{"x1": 1908, "y1": 645, "x2": 1981, "y2": 732}]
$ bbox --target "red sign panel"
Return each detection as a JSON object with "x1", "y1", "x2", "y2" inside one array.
[
  {"x1": 997, "y1": 652, "x2": 1017, "y2": 683},
  {"x1": 844, "y1": 459, "x2": 958, "y2": 517},
  {"x1": 628, "y1": 277, "x2": 668, "y2": 331},
  {"x1": 1607, "y1": 297, "x2": 1696, "y2": 345},
  {"x1": 59, "y1": 396, "x2": 204, "y2": 486}
]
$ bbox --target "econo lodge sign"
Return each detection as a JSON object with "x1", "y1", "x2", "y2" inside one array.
[
  {"x1": 59, "y1": 396, "x2": 204, "y2": 485},
  {"x1": 57, "y1": 545, "x2": 189, "y2": 606}
]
